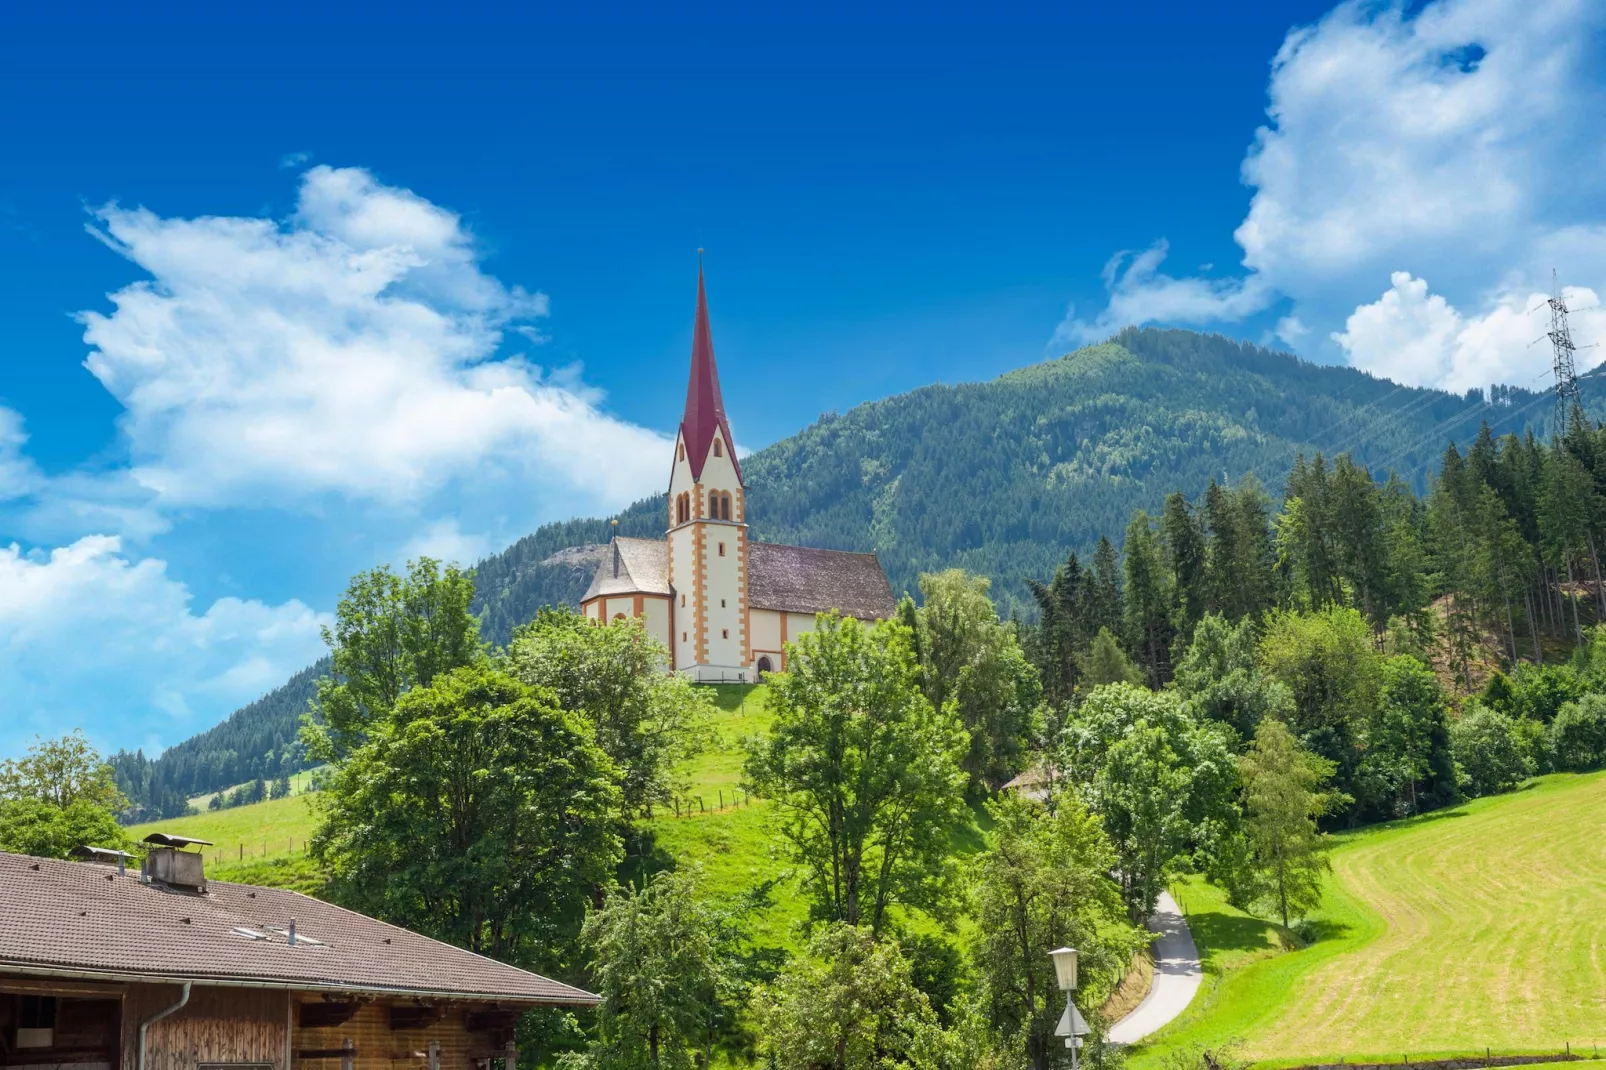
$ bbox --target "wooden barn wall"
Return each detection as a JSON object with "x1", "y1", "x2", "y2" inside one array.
[
  {"x1": 294, "y1": 1001, "x2": 502, "y2": 1070},
  {"x1": 0, "y1": 981, "x2": 122, "y2": 1070},
  {"x1": 121, "y1": 986, "x2": 289, "y2": 1070}
]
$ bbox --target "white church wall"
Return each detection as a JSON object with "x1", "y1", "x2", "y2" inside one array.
[
  {"x1": 749, "y1": 608, "x2": 782, "y2": 655},
  {"x1": 641, "y1": 596, "x2": 671, "y2": 655}
]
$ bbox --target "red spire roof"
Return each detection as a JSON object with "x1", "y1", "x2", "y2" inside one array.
[{"x1": 680, "y1": 260, "x2": 742, "y2": 483}]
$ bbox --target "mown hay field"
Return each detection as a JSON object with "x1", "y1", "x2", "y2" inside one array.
[{"x1": 1137, "y1": 770, "x2": 1606, "y2": 1067}]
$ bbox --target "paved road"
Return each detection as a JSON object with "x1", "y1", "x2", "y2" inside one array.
[{"x1": 1107, "y1": 891, "x2": 1203, "y2": 1045}]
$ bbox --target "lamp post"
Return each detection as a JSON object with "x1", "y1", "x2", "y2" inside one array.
[{"x1": 1049, "y1": 947, "x2": 1090, "y2": 1070}]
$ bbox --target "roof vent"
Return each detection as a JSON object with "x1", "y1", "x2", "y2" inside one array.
[
  {"x1": 72, "y1": 846, "x2": 137, "y2": 875},
  {"x1": 141, "y1": 833, "x2": 213, "y2": 892}
]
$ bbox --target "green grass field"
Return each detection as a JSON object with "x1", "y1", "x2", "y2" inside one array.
[
  {"x1": 129, "y1": 791, "x2": 319, "y2": 865},
  {"x1": 1134, "y1": 770, "x2": 1606, "y2": 1067}
]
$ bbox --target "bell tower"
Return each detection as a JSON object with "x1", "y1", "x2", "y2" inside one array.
[{"x1": 665, "y1": 258, "x2": 749, "y2": 680}]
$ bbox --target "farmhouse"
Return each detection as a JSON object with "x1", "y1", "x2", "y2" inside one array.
[
  {"x1": 0, "y1": 839, "x2": 596, "y2": 1070},
  {"x1": 581, "y1": 263, "x2": 897, "y2": 681}
]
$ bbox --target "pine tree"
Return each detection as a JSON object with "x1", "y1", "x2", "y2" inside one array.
[
  {"x1": 1123, "y1": 512, "x2": 1175, "y2": 688},
  {"x1": 1328, "y1": 456, "x2": 1389, "y2": 630},
  {"x1": 1163, "y1": 491, "x2": 1209, "y2": 634},
  {"x1": 1089, "y1": 536, "x2": 1123, "y2": 639}
]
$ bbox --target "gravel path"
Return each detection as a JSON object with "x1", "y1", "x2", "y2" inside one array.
[{"x1": 1107, "y1": 891, "x2": 1202, "y2": 1045}]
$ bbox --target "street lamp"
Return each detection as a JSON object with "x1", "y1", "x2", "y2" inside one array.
[
  {"x1": 1049, "y1": 947, "x2": 1090, "y2": 1069},
  {"x1": 1049, "y1": 947, "x2": 1078, "y2": 991}
]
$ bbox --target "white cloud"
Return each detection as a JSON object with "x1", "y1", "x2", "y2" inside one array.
[
  {"x1": 1056, "y1": 0, "x2": 1606, "y2": 390},
  {"x1": 78, "y1": 164, "x2": 669, "y2": 510},
  {"x1": 0, "y1": 535, "x2": 329, "y2": 758},
  {"x1": 399, "y1": 517, "x2": 494, "y2": 567},
  {"x1": 1335, "y1": 272, "x2": 1606, "y2": 391},
  {"x1": 0, "y1": 408, "x2": 41, "y2": 502},
  {"x1": 1054, "y1": 242, "x2": 1273, "y2": 348}
]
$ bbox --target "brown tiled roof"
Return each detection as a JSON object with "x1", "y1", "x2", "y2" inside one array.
[
  {"x1": 580, "y1": 537, "x2": 894, "y2": 620},
  {"x1": 580, "y1": 537, "x2": 670, "y2": 600},
  {"x1": 748, "y1": 542, "x2": 896, "y2": 620},
  {"x1": 0, "y1": 851, "x2": 596, "y2": 1005}
]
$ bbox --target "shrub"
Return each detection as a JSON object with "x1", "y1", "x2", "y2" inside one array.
[
  {"x1": 1550, "y1": 695, "x2": 1606, "y2": 772},
  {"x1": 1449, "y1": 707, "x2": 1534, "y2": 798}
]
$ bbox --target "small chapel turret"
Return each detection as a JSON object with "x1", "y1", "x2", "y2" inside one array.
[{"x1": 665, "y1": 261, "x2": 749, "y2": 679}]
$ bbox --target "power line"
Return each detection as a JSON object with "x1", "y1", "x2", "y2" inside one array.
[{"x1": 1390, "y1": 388, "x2": 1558, "y2": 484}]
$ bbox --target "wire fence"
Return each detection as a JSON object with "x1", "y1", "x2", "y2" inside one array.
[
  {"x1": 209, "y1": 839, "x2": 311, "y2": 866},
  {"x1": 1290, "y1": 1044, "x2": 1594, "y2": 1070},
  {"x1": 667, "y1": 789, "x2": 756, "y2": 819}
]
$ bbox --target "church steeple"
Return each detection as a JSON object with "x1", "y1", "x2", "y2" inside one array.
[{"x1": 679, "y1": 257, "x2": 742, "y2": 484}]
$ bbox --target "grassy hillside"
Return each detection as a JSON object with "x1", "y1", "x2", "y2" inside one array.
[
  {"x1": 138, "y1": 683, "x2": 979, "y2": 957},
  {"x1": 1135, "y1": 770, "x2": 1606, "y2": 1066},
  {"x1": 129, "y1": 792, "x2": 318, "y2": 864}
]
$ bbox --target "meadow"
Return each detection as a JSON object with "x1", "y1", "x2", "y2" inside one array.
[{"x1": 1133, "y1": 770, "x2": 1606, "y2": 1067}]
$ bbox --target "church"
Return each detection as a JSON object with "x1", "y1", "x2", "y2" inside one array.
[{"x1": 580, "y1": 265, "x2": 896, "y2": 682}]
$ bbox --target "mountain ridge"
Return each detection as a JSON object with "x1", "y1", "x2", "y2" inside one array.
[{"x1": 112, "y1": 327, "x2": 1596, "y2": 816}]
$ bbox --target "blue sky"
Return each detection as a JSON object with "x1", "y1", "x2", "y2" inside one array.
[{"x1": 1, "y1": 0, "x2": 1603, "y2": 759}]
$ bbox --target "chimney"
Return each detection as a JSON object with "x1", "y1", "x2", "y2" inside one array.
[{"x1": 139, "y1": 833, "x2": 214, "y2": 892}]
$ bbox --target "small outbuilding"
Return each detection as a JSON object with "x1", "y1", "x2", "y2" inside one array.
[{"x1": 0, "y1": 841, "x2": 596, "y2": 1070}]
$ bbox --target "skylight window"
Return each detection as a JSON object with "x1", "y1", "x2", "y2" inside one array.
[{"x1": 232, "y1": 927, "x2": 269, "y2": 941}]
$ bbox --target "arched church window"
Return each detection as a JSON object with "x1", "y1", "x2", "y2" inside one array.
[
  {"x1": 714, "y1": 439, "x2": 723, "y2": 458},
  {"x1": 718, "y1": 542, "x2": 726, "y2": 556},
  {"x1": 678, "y1": 442, "x2": 686, "y2": 461}
]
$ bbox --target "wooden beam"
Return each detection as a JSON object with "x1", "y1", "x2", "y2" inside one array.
[{"x1": 0, "y1": 979, "x2": 126, "y2": 998}]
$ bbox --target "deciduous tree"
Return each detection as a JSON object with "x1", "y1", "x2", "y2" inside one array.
[
  {"x1": 308, "y1": 557, "x2": 482, "y2": 760},
  {"x1": 509, "y1": 609, "x2": 708, "y2": 821},
  {"x1": 911, "y1": 570, "x2": 1040, "y2": 794},
  {"x1": 755, "y1": 924, "x2": 950, "y2": 1070},
  {"x1": 0, "y1": 732, "x2": 130, "y2": 860},
  {"x1": 315, "y1": 665, "x2": 620, "y2": 972},
  {"x1": 970, "y1": 795, "x2": 1139, "y2": 1070},
  {"x1": 744, "y1": 614, "x2": 967, "y2": 932},
  {"x1": 565, "y1": 871, "x2": 732, "y2": 1070},
  {"x1": 1238, "y1": 719, "x2": 1344, "y2": 929}
]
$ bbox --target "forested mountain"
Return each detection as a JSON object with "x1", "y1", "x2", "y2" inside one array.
[
  {"x1": 111, "y1": 661, "x2": 327, "y2": 821},
  {"x1": 115, "y1": 327, "x2": 1603, "y2": 817}
]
